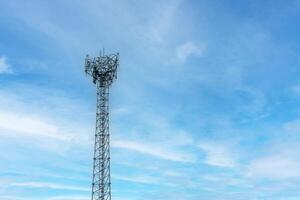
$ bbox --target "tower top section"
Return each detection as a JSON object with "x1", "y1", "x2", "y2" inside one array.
[{"x1": 84, "y1": 52, "x2": 119, "y2": 86}]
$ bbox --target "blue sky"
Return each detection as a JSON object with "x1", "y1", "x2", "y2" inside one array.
[{"x1": 1, "y1": 0, "x2": 300, "y2": 199}]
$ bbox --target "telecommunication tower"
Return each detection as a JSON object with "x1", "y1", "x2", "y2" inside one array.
[{"x1": 84, "y1": 51, "x2": 119, "y2": 200}]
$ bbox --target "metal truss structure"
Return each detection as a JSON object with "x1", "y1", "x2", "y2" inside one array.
[{"x1": 84, "y1": 51, "x2": 119, "y2": 200}]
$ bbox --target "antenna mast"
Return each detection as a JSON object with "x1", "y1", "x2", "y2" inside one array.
[{"x1": 84, "y1": 51, "x2": 119, "y2": 200}]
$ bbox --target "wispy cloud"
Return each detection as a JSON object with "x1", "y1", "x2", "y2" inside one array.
[
  {"x1": 0, "y1": 195, "x2": 89, "y2": 200},
  {"x1": 47, "y1": 195, "x2": 89, "y2": 200},
  {"x1": 176, "y1": 41, "x2": 205, "y2": 62},
  {"x1": 0, "y1": 56, "x2": 12, "y2": 74},
  {"x1": 0, "y1": 84, "x2": 91, "y2": 148},
  {"x1": 247, "y1": 154, "x2": 300, "y2": 180},
  {"x1": 163, "y1": 170, "x2": 183, "y2": 177},
  {"x1": 198, "y1": 141, "x2": 237, "y2": 168},
  {"x1": 144, "y1": 0, "x2": 182, "y2": 44},
  {"x1": 112, "y1": 139, "x2": 195, "y2": 163},
  {"x1": 113, "y1": 174, "x2": 159, "y2": 185},
  {"x1": 0, "y1": 111, "x2": 66, "y2": 140},
  {"x1": 10, "y1": 181, "x2": 89, "y2": 191}
]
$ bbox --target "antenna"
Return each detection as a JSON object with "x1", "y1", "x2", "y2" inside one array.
[{"x1": 84, "y1": 51, "x2": 119, "y2": 200}]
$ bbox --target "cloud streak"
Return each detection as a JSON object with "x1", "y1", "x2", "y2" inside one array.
[
  {"x1": 198, "y1": 141, "x2": 236, "y2": 168},
  {"x1": 0, "y1": 56, "x2": 12, "y2": 74},
  {"x1": 10, "y1": 181, "x2": 89, "y2": 191},
  {"x1": 0, "y1": 111, "x2": 67, "y2": 140},
  {"x1": 113, "y1": 174, "x2": 159, "y2": 185},
  {"x1": 247, "y1": 153, "x2": 300, "y2": 180},
  {"x1": 112, "y1": 139, "x2": 196, "y2": 163},
  {"x1": 176, "y1": 41, "x2": 205, "y2": 62}
]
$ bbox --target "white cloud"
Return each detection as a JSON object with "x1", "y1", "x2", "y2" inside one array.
[
  {"x1": 10, "y1": 181, "x2": 89, "y2": 191},
  {"x1": 113, "y1": 174, "x2": 159, "y2": 185},
  {"x1": 202, "y1": 175, "x2": 222, "y2": 182},
  {"x1": 176, "y1": 41, "x2": 205, "y2": 62},
  {"x1": 202, "y1": 174, "x2": 250, "y2": 187},
  {"x1": 0, "y1": 195, "x2": 89, "y2": 200},
  {"x1": 0, "y1": 86, "x2": 91, "y2": 149},
  {"x1": 145, "y1": 0, "x2": 182, "y2": 43},
  {"x1": 198, "y1": 141, "x2": 236, "y2": 168},
  {"x1": 0, "y1": 56, "x2": 12, "y2": 74},
  {"x1": 0, "y1": 111, "x2": 68, "y2": 140},
  {"x1": 112, "y1": 107, "x2": 130, "y2": 115},
  {"x1": 112, "y1": 139, "x2": 195, "y2": 163},
  {"x1": 0, "y1": 196, "x2": 31, "y2": 200},
  {"x1": 247, "y1": 155, "x2": 300, "y2": 179},
  {"x1": 163, "y1": 170, "x2": 182, "y2": 177},
  {"x1": 47, "y1": 196, "x2": 88, "y2": 200},
  {"x1": 0, "y1": 108, "x2": 91, "y2": 155}
]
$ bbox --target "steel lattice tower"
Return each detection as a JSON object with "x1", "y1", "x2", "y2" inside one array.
[{"x1": 84, "y1": 51, "x2": 119, "y2": 200}]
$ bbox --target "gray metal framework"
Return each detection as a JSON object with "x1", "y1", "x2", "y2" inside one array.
[{"x1": 84, "y1": 51, "x2": 119, "y2": 200}]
